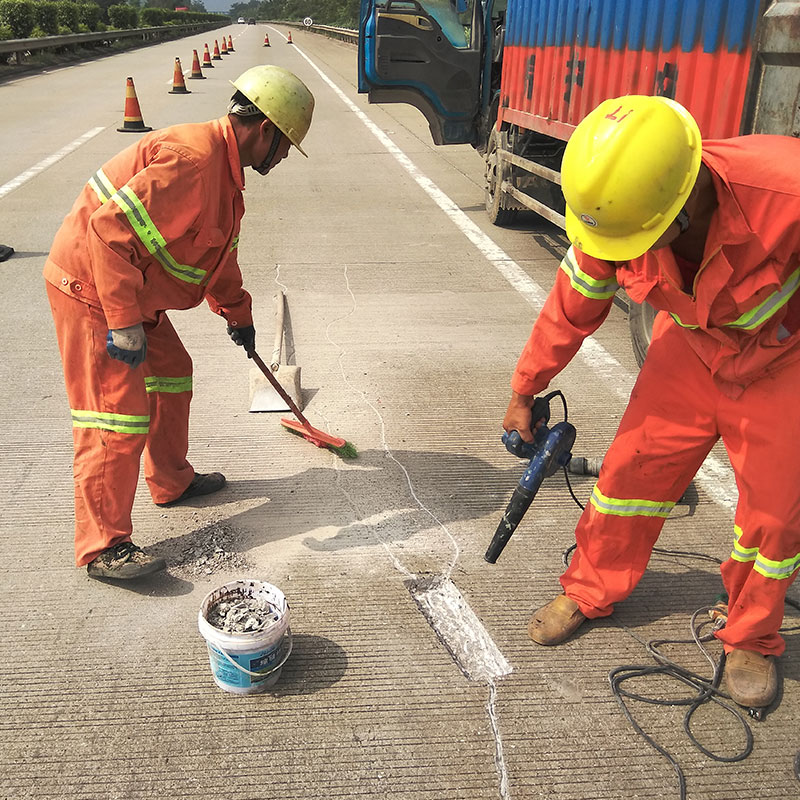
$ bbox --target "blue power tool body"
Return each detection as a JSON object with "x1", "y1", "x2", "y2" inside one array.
[{"x1": 485, "y1": 394, "x2": 576, "y2": 563}]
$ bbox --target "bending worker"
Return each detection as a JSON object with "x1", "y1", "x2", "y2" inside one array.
[
  {"x1": 44, "y1": 66, "x2": 314, "y2": 581},
  {"x1": 503, "y1": 95, "x2": 800, "y2": 711}
]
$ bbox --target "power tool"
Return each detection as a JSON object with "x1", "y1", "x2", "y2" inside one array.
[{"x1": 485, "y1": 391, "x2": 576, "y2": 563}]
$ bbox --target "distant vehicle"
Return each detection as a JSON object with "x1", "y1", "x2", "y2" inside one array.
[
  {"x1": 237, "y1": 16, "x2": 245, "y2": 23},
  {"x1": 247, "y1": 17, "x2": 256, "y2": 24}
]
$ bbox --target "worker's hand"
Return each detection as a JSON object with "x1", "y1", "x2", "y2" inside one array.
[
  {"x1": 227, "y1": 324, "x2": 256, "y2": 357},
  {"x1": 502, "y1": 391, "x2": 543, "y2": 444},
  {"x1": 106, "y1": 324, "x2": 147, "y2": 369}
]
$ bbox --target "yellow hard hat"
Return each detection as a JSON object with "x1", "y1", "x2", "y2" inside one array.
[
  {"x1": 561, "y1": 95, "x2": 702, "y2": 261},
  {"x1": 231, "y1": 65, "x2": 314, "y2": 157}
]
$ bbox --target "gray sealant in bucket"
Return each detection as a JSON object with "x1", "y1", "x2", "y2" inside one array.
[{"x1": 198, "y1": 580, "x2": 292, "y2": 694}]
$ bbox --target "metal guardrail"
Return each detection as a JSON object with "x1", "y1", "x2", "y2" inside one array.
[
  {"x1": 279, "y1": 20, "x2": 358, "y2": 45},
  {"x1": 0, "y1": 22, "x2": 224, "y2": 63}
]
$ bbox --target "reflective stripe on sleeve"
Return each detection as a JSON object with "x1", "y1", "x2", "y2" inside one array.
[
  {"x1": 590, "y1": 485, "x2": 675, "y2": 518},
  {"x1": 144, "y1": 376, "x2": 193, "y2": 394},
  {"x1": 727, "y1": 266, "x2": 800, "y2": 331},
  {"x1": 88, "y1": 169, "x2": 116, "y2": 204},
  {"x1": 559, "y1": 246, "x2": 620, "y2": 300},
  {"x1": 730, "y1": 524, "x2": 800, "y2": 579},
  {"x1": 230, "y1": 235, "x2": 239, "y2": 252},
  {"x1": 71, "y1": 409, "x2": 149, "y2": 434}
]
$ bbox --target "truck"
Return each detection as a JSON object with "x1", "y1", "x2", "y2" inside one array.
[{"x1": 357, "y1": 0, "x2": 800, "y2": 365}]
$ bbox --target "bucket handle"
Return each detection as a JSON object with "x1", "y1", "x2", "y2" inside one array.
[{"x1": 214, "y1": 630, "x2": 293, "y2": 679}]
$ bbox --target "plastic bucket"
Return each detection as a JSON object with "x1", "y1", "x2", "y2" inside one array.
[{"x1": 198, "y1": 580, "x2": 292, "y2": 695}]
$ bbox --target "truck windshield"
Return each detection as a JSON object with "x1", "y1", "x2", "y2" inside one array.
[{"x1": 377, "y1": 0, "x2": 474, "y2": 49}]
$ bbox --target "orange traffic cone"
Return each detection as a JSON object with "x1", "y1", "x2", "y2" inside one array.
[
  {"x1": 227, "y1": 35, "x2": 234, "y2": 52},
  {"x1": 287, "y1": 31, "x2": 293, "y2": 44},
  {"x1": 188, "y1": 49, "x2": 205, "y2": 80},
  {"x1": 212, "y1": 40, "x2": 222, "y2": 60},
  {"x1": 263, "y1": 33, "x2": 270, "y2": 46},
  {"x1": 117, "y1": 77, "x2": 152, "y2": 133},
  {"x1": 220, "y1": 37, "x2": 228, "y2": 55},
  {"x1": 169, "y1": 57, "x2": 191, "y2": 94},
  {"x1": 201, "y1": 43, "x2": 214, "y2": 68}
]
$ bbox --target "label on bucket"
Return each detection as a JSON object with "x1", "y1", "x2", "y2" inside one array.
[{"x1": 207, "y1": 640, "x2": 285, "y2": 689}]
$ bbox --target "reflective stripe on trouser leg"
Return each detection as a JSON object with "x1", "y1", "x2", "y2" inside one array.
[
  {"x1": 141, "y1": 311, "x2": 194, "y2": 504},
  {"x1": 46, "y1": 283, "x2": 149, "y2": 566},
  {"x1": 715, "y1": 356, "x2": 800, "y2": 657},
  {"x1": 561, "y1": 317, "x2": 719, "y2": 617}
]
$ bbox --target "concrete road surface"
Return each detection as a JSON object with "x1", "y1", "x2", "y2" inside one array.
[{"x1": 0, "y1": 23, "x2": 798, "y2": 800}]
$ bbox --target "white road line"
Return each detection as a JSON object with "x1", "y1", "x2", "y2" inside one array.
[
  {"x1": 293, "y1": 44, "x2": 738, "y2": 514},
  {"x1": 0, "y1": 127, "x2": 106, "y2": 200}
]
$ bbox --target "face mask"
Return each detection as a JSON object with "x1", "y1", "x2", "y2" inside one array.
[{"x1": 253, "y1": 126, "x2": 284, "y2": 175}]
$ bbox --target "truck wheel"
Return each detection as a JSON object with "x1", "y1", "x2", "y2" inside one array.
[
  {"x1": 485, "y1": 127, "x2": 518, "y2": 226},
  {"x1": 628, "y1": 298, "x2": 656, "y2": 368}
]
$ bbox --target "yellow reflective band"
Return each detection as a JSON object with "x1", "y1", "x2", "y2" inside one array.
[
  {"x1": 144, "y1": 376, "x2": 193, "y2": 394},
  {"x1": 727, "y1": 266, "x2": 800, "y2": 331},
  {"x1": 560, "y1": 246, "x2": 620, "y2": 300},
  {"x1": 730, "y1": 524, "x2": 800, "y2": 579},
  {"x1": 71, "y1": 409, "x2": 149, "y2": 434},
  {"x1": 590, "y1": 485, "x2": 675, "y2": 518},
  {"x1": 230, "y1": 235, "x2": 239, "y2": 252},
  {"x1": 88, "y1": 169, "x2": 116, "y2": 204},
  {"x1": 669, "y1": 312, "x2": 699, "y2": 329}
]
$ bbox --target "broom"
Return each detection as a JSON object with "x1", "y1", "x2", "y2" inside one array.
[{"x1": 248, "y1": 348, "x2": 357, "y2": 458}]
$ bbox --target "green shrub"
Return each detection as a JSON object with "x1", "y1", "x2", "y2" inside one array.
[
  {"x1": 107, "y1": 3, "x2": 136, "y2": 27},
  {"x1": 139, "y1": 6, "x2": 163, "y2": 26},
  {"x1": 0, "y1": 0, "x2": 36, "y2": 37},
  {"x1": 0, "y1": 21, "x2": 12, "y2": 37},
  {"x1": 54, "y1": 0, "x2": 78, "y2": 30},
  {"x1": 32, "y1": 0, "x2": 57, "y2": 34},
  {"x1": 77, "y1": 2, "x2": 99, "y2": 30}
]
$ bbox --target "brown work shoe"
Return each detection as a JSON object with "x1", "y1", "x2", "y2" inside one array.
[
  {"x1": 725, "y1": 649, "x2": 778, "y2": 709},
  {"x1": 156, "y1": 472, "x2": 227, "y2": 507},
  {"x1": 87, "y1": 541, "x2": 166, "y2": 580},
  {"x1": 528, "y1": 593, "x2": 587, "y2": 646}
]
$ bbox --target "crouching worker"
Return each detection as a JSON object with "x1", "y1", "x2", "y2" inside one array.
[
  {"x1": 503, "y1": 95, "x2": 800, "y2": 711},
  {"x1": 44, "y1": 66, "x2": 314, "y2": 580}
]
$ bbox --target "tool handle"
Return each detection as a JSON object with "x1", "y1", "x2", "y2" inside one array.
[
  {"x1": 248, "y1": 347, "x2": 310, "y2": 427},
  {"x1": 270, "y1": 291, "x2": 285, "y2": 371}
]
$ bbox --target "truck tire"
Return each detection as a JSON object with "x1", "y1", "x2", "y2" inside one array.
[
  {"x1": 628, "y1": 298, "x2": 656, "y2": 368},
  {"x1": 485, "y1": 127, "x2": 518, "y2": 226}
]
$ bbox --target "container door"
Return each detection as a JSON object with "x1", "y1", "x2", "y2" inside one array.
[{"x1": 358, "y1": 0, "x2": 484, "y2": 144}]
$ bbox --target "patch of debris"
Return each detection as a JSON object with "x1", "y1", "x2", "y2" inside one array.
[
  {"x1": 207, "y1": 594, "x2": 282, "y2": 634},
  {"x1": 170, "y1": 521, "x2": 252, "y2": 577}
]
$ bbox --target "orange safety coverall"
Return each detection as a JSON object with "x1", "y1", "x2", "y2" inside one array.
[
  {"x1": 44, "y1": 116, "x2": 252, "y2": 566},
  {"x1": 512, "y1": 135, "x2": 800, "y2": 656}
]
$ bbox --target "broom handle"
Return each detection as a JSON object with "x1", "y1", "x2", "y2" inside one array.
[
  {"x1": 248, "y1": 347, "x2": 312, "y2": 428},
  {"x1": 270, "y1": 291, "x2": 285, "y2": 371}
]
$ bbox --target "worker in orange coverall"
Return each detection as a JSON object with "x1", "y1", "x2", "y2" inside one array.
[
  {"x1": 44, "y1": 66, "x2": 314, "y2": 581},
  {"x1": 503, "y1": 95, "x2": 800, "y2": 711}
]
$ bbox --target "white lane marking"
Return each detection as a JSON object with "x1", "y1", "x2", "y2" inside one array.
[
  {"x1": 292, "y1": 44, "x2": 738, "y2": 514},
  {"x1": 0, "y1": 127, "x2": 106, "y2": 200}
]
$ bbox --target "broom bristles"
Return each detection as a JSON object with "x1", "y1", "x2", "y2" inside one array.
[{"x1": 282, "y1": 424, "x2": 358, "y2": 459}]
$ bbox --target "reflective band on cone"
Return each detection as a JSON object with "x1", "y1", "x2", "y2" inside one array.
[
  {"x1": 169, "y1": 57, "x2": 191, "y2": 94},
  {"x1": 220, "y1": 38, "x2": 228, "y2": 55},
  {"x1": 286, "y1": 32, "x2": 293, "y2": 44},
  {"x1": 263, "y1": 34, "x2": 270, "y2": 46},
  {"x1": 189, "y1": 49, "x2": 205, "y2": 79},
  {"x1": 117, "y1": 77, "x2": 153, "y2": 133},
  {"x1": 227, "y1": 35, "x2": 234, "y2": 52},
  {"x1": 201, "y1": 43, "x2": 214, "y2": 68},
  {"x1": 212, "y1": 40, "x2": 222, "y2": 60}
]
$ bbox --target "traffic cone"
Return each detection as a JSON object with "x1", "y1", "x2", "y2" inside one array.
[
  {"x1": 263, "y1": 33, "x2": 270, "y2": 46},
  {"x1": 220, "y1": 37, "x2": 228, "y2": 55},
  {"x1": 188, "y1": 49, "x2": 205, "y2": 80},
  {"x1": 212, "y1": 40, "x2": 222, "y2": 60},
  {"x1": 287, "y1": 31, "x2": 293, "y2": 44},
  {"x1": 169, "y1": 57, "x2": 191, "y2": 94},
  {"x1": 201, "y1": 43, "x2": 214, "y2": 68},
  {"x1": 117, "y1": 77, "x2": 152, "y2": 133},
  {"x1": 227, "y1": 35, "x2": 234, "y2": 52}
]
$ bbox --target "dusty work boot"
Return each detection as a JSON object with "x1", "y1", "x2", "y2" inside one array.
[
  {"x1": 87, "y1": 541, "x2": 166, "y2": 580},
  {"x1": 528, "y1": 593, "x2": 587, "y2": 645},
  {"x1": 725, "y1": 649, "x2": 778, "y2": 709},
  {"x1": 156, "y1": 472, "x2": 226, "y2": 507}
]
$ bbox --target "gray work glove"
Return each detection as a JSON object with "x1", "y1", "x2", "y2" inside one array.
[
  {"x1": 106, "y1": 323, "x2": 147, "y2": 369},
  {"x1": 227, "y1": 324, "x2": 256, "y2": 357}
]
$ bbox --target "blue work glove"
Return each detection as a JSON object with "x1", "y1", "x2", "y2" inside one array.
[
  {"x1": 227, "y1": 324, "x2": 256, "y2": 357},
  {"x1": 106, "y1": 324, "x2": 147, "y2": 369}
]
